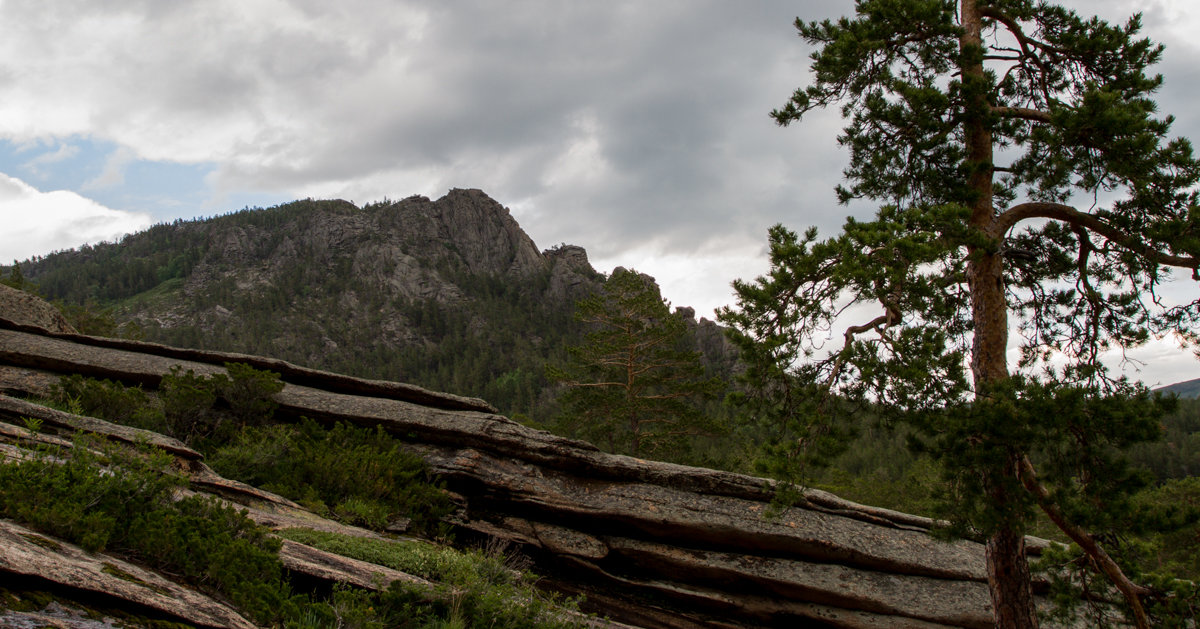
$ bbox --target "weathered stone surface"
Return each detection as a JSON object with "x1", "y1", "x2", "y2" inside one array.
[
  {"x1": 278, "y1": 539, "x2": 435, "y2": 591},
  {"x1": 0, "y1": 519, "x2": 256, "y2": 629},
  {"x1": 0, "y1": 284, "x2": 75, "y2": 334},
  {"x1": 0, "y1": 600, "x2": 178, "y2": 629},
  {"x1": 0, "y1": 317, "x2": 495, "y2": 412},
  {"x1": 0, "y1": 393, "x2": 201, "y2": 460},
  {"x1": 425, "y1": 447, "x2": 985, "y2": 581},
  {"x1": 0, "y1": 325, "x2": 1072, "y2": 628}
]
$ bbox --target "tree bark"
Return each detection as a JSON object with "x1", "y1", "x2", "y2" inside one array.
[
  {"x1": 961, "y1": 0, "x2": 1039, "y2": 626},
  {"x1": 986, "y1": 511, "x2": 1040, "y2": 629}
]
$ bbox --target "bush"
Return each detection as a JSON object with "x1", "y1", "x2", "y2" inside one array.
[
  {"x1": 50, "y1": 375, "x2": 162, "y2": 431},
  {"x1": 50, "y1": 363, "x2": 282, "y2": 447},
  {"x1": 208, "y1": 419, "x2": 455, "y2": 537},
  {"x1": 0, "y1": 437, "x2": 303, "y2": 625}
]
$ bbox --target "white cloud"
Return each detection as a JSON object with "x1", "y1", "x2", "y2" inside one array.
[
  {"x1": 22, "y1": 141, "x2": 79, "y2": 168},
  {"x1": 0, "y1": 173, "x2": 152, "y2": 262},
  {"x1": 83, "y1": 146, "x2": 136, "y2": 190}
]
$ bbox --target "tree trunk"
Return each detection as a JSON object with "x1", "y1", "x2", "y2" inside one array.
[
  {"x1": 960, "y1": 0, "x2": 1038, "y2": 626},
  {"x1": 985, "y1": 459, "x2": 1040, "y2": 629}
]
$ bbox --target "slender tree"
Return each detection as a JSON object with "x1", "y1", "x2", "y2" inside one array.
[
  {"x1": 550, "y1": 268, "x2": 723, "y2": 459},
  {"x1": 720, "y1": 1, "x2": 1200, "y2": 626}
]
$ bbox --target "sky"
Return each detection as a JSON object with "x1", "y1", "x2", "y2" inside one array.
[{"x1": 1, "y1": 1, "x2": 1198, "y2": 386}]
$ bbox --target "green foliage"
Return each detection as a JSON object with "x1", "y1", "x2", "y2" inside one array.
[
  {"x1": 208, "y1": 419, "x2": 454, "y2": 537},
  {"x1": 50, "y1": 362, "x2": 282, "y2": 447},
  {"x1": 49, "y1": 368, "x2": 451, "y2": 536},
  {"x1": 123, "y1": 496, "x2": 297, "y2": 624},
  {"x1": 220, "y1": 361, "x2": 285, "y2": 423},
  {"x1": 548, "y1": 268, "x2": 725, "y2": 460},
  {"x1": 1128, "y1": 477, "x2": 1200, "y2": 581},
  {"x1": 900, "y1": 379, "x2": 1170, "y2": 539},
  {"x1": 0, "y1": 436, "x2": 302, "y2": 626},
  {"x1": 50, "y1": 374, "x2": 162, "y2": 432},
  {"x1": 1128, "y1": 397, "x2": 1200, "y2": 480},
  {"x1": 0, "y1": 429, "x2": 580, "y2": 628},
  {"x1": 279, "y1": 528, "x2": 585, "y2": 629},
  {"x1": 55, "y1": 299, "x2": 143, "y2": 338},
  {"x1": 812, "y1": 444, "x2": 944, "y2": 519},
  {"x1": 20, "y1": 416, "x2": 43, "y2": 435},
  {"x1": 0, "y1": 436, "x2": 179, "y2": 553},
  {"x1": 159, "y1": 367, "x2": 222, "y2": 443},
  {"x1": 1, "y1": 261, "x2": 36, "y2": 293},
  {"x1": 1036, "y1": 538, "x2": 1200, "y2": 627}
]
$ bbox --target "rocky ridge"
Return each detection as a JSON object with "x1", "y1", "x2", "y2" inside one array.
[{"x1": 15, "y1": 190, "x2": 740, "y2": 418}]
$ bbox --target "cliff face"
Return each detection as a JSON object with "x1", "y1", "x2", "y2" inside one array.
[{"x1": 0, "y1": 318, "x2": 1058, "y2": 628}]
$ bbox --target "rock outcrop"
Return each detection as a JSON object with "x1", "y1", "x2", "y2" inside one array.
[
  {"x1": 0, "y1": 518, "x2": 258, "y2": 629},
  {"x1": 0, "y1": 284, "x2": 75, "y2": 335},
  {"x1": 0, "y1": 319, "x2": 1074, "y2": 628}
]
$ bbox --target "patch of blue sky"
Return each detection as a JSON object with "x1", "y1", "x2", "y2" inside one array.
[{"x1": 0, "y1": 135, "x2": 291, "y2": 225}]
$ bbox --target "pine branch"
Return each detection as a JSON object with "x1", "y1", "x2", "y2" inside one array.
[
  {"x1": 1017, "y1": 455, "x2": 1151, "y2": 628},
  {"x1": 997, "y1": 202, "x2": 1200, "y2": 274},
  {"x1": 991, "y1": 106, "x2": 1052, "y2": 123}
]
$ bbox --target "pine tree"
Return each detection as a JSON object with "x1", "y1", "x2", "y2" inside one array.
[
  {"x1": 550, "y1": 268, "x2": 723, "y2": 459},
  {"x1": 720, "y1": 1, "x2": 1200, "y2": 626},
  {"x1": 2, "y1": 261, "x2": 32, "y2": 293}
]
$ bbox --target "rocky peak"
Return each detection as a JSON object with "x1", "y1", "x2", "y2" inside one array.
[
  {"x1": 380, "y1": 189, "x2": 547, "y2": 276},
  {"x1": 543, "y1": 244, "x2": 602, "y2": 302},
  {"x1": 543, "y1": 244, "x2": 591, "y2": 271}
]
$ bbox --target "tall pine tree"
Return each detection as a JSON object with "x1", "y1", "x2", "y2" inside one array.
[
  {"x1": 550, "y1": 268, "x2": 723, "y2": 460},
  {"x1": 720, "y1": 1, "x2": 1200, "y2": 626}
]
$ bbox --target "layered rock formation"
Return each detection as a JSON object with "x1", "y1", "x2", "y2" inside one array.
[{"x1": 0, "y1": 318, "x2": 1072, "y2": 628}]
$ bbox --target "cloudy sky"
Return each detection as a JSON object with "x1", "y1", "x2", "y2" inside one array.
[{"x1": 1, "y1": 1, "x2": 1198, "y2": 385}]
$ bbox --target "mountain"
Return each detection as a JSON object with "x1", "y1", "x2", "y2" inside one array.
[
  {"x1": 14, "y1": 189, "x2": 738, "y2": 421},
  {"x1": 1157, "y1": 377, "x2": 1200, "y2": 399}
]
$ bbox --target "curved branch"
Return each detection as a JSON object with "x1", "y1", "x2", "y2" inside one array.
[
  {"x1": 823, "y1": 304, "x2": 901, "y2": 402},
  {"x1": 978, "y1": 7, "x2": 1064, "y2": 105},
  {"x1": 1017, "y1": 455, "x2": 1151, "y2": 629},
  {"x1": 979, "y1": 7, "x2": 1068, "y2": 56},
  {"x1": 997, "y1": 202, "x2": 1200, "y2": 272}
]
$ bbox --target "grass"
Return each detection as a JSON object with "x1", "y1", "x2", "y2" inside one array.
[{"x1": 279, "y1": 528, "x2": 588, "y2": 629}]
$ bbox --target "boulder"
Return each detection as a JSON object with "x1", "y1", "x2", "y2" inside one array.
[{"x1": 0, "y1": 284, "x2": 75, "y2": 334}]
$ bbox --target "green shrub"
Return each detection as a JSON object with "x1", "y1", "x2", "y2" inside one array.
[
  {"x1": 219, "y1": 361, "x2": 284, "y2": 425},
  {"x1": 50, "y1": 363, "x2": 282, "y2": 447},
  {"x1": 160, "y1": 367, "x2": 221, "y2": 443},
  {"x1": 50, "y1": 375, "x2": 163, "y2": 432},
  {"x1": 0, "y1": 436, "x2": 178, "y2": 552},
  {"x1": 0, "y1": 437, "x2": 305, "y2": 625},
  {"x1": 209, "y1": 419, "x2": 454, "y2": 536}
]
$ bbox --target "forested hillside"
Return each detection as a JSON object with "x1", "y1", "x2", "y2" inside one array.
[{"x1": 12, "y1": 189, "x2": 738, "y2": 424}]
